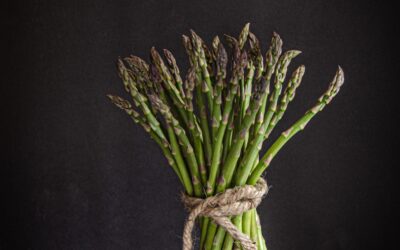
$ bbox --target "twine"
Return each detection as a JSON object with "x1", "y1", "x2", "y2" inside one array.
[{"x1": 181, "y1": 178, "x2": 268, "y2": 250}]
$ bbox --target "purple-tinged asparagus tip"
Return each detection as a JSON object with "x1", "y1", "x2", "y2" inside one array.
[
  {"x1": 149, "y1": 63, "x2": 161, "y2": 83},
  {"x1": 107, "y1": 94, "x2": 132, "y2": 110}
]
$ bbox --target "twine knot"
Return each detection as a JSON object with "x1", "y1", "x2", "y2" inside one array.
[{"x1": 181, "y1": 178, "x2": 268, "y2": 250}]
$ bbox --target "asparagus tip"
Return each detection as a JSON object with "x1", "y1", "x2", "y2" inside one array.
[
  {"x1": 107, "y1": 94, "x2": 132, "y2": 110},
  {"x1": 163, "y1": 48, "x2": 170, "y2": 54},
  {"x1": 224, "y1": 34, "x2": 238, "y2": 48},
  {"x1": 334, "y1": 66, "x2": 345, "y2": 89},
  {"x1": 149, "y1": 63, "x2": 161, "y2": 83},
  {"x1": 242, "y1": 22, "x2": 250, "y2": 33},
  {"x1": 272, "y1": 31, "x2": 282, "y2": 42},
  {"x1": 318, "y1": 66, "x2": 345, "y2": 105},
  {"x1": 298, "y1": 65, "x2": 306, "y2": 74},
  {"x1": 150, "y1": 46, "x2": 157, "y2": 55},
  {"x1": 289, "y1": 50, "x2": 302, "y2": 57},
  {"x1": 190, "y1": 29, "x2": 201, "y2": 44},
  {"x1": 163, "y1": 49, "x2": 175, "y2": 65}
]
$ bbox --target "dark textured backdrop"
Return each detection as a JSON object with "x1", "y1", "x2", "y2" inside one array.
[{"x1": 4, "y1": 0, "x2": 397, "y2": 249}]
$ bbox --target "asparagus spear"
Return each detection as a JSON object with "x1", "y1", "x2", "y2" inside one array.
[
  {"x1": 211, "y1": 42, "x2": 228, "y2": 140},
  {"x1": 238, "y1": 23, "x2": 250, "y2": 50},
  {"x1": 149, "y1": 67, "x2": 199, "y2": 197},
  {"x1": 190, "y1": 30, "x2": 214, "y2": 113},
  {"x1": 149, "y1": 94, "x2": 204, "y2": 197},
  {"x1": 183, "y1": 35, "x2": 213, "y2": 168},
  {"x1": 150, "y1": 47, "x2": 189, "y2": 126},
  {"x1": 211, "y1": 36, "x2": 221, "y2": 60},
  {"x1": 248, "y1": 66, "x2": 345, "y2": 186},
  {"x1": 117, "y1": 59, "x2": 167, "y2": 142},
  {"x1": 248, "y1": 32, "x2": 264, "y2": 82},
  {"x1": 124, "y1": 60, "x2": 197, "y2": 197},
  {"x1": 107, "y1": 95, "x2": 191, "y2": 191},
  {"x1": 261, "y1": 50, "x2": 302, "y2": 131},
  {"x1": 183, "y1": 67, "x2": 203, "y2": 142},
  {"x1": 185, "y1": 67, "x2": 208, "y2": 186},
  {"x1": 163, "y1": 49, "x2": 186, "y2": 99},
  {"x1": 255, "y1": 212, "x2": 266, "y2": 250},
  {"x1": 238, "y1": 23, "x2": 252, "y2": 132},
  {"x1": 265, "y1": 65, "x2": 306, "y2": 138},
  {"x1": 242, "y1": 34, "x2": 262, "y2": 148},
  {"x1": 254, "y1": 33, "x2": 283, "y2": 136},
  {"x1": 183, "y1": 67, "x2": 211, "y2": 249},
  {"x1": 222, "y1": 108, "x2": 235, "y2": 163}
]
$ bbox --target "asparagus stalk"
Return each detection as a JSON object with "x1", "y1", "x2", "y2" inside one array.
[
  {"x1": 183, "y1": 35, "x2": 213, "y2": 168},
  {"x1": 248, "y1": 66, "x2": 344, "y2": 186},
  {"x1": 107, "y1": 95, "x2": 192, "y2": 193},
  {"x1": 148, "y1": 64, "x2": 197, "y2": 196},
  {"x1": 117, "y1": 59, "x2": 167, "y2": 142},
  {"x1": 254, "y1": 33, "x2": 283, "y2": 136},
  {"x1": 265, "y1": 65, "x2": 305, "y2": 138},
  {"x1": 255, "y1": 212, "x2": 266, "y2": 250},
  {"x1": 195, "y1": 70, "x2": 213, "y2": 168},
  {"x1": 260, "y1": 50, "x2": 302, "y2": 133},
  {"x1": 125, "y1": 60, "x2": 197, "y2": 197},
  {"x1": 150, "y1": 47, "x2": 189, "y2": 126},
  {"x1": 242, "y1": 209, "x2": 252, "y2": 238},
  {"x1": 199, "y1": 40, "x2": 217, "y2": 244},
  {"x1": 238, "y1": 23, "x2": 252, "y2": 129},
  {"x1": 222, "y1": 109, "x2": 235, "y2": 163},
  {"x1": 190, "y1": 30, "x2": 214, "y2": 113},
  {"x1": 211, "y1": 42, "x2": 228, "y2": 140},
  {"x1": 163, "y1": 49, "x2": 186, "y2": 99},
  {"x1": 185, "y1": 67, "x2": 208, "y2": 185},
  {"x1": 250, "y1": 210, "x2": 258, "y2": 245},
  {"x1": 149, "y1": 94, "x2": 204, "y2": 197},
  {"x1": 211, "y1": 36, "x2": 221, "y2": 60},
  {"x1": 238, "y1": 23, "x2": 250, "y2": 50},
  {"x1": 249, "y1": 32, "x2": 264, "y2": 82},
  {"x1": 150, "y1": 47, "x2": 186, "y2": 105}
]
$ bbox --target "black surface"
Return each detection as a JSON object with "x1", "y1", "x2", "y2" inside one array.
[{"x1": 4, "y1": 0, "x2": 398, "y2": 249}]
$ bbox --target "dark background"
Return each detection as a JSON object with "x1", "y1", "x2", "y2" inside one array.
[{"x1": 3, "y1": 0, "x2": 398, "y2": 249}]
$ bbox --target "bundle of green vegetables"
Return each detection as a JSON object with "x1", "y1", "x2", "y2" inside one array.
[{"x1": 108, "y1": 23, "x2": 344, "y2": 250}]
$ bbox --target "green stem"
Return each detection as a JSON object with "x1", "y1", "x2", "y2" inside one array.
[
  {"x1": 166, "y1": 125, "x2": 194, "y2": 195},
  {"x1": 195, "y1": 71, "x2": 213, "y2": 170},
  {"x1": 255, "y1": 212, "x2": 266, "y2": 250},
  {"x1": 248, "y1": 67, "x2": 344, "y2": 185}
]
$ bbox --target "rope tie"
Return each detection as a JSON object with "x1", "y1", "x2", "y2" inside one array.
[{"x1": 181, "y1": 178, "x2": 268, "y2": 250}]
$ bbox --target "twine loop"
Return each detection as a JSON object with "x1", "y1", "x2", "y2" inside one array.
[{"x1": 181, "y1": 178, "x2": 268, "y2": 250}]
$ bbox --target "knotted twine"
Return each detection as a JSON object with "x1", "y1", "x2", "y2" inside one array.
[{"x1": 181, "y1": 178, "x2": 268, "y2": 250}]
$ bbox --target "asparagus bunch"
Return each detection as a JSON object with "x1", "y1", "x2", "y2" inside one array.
[{"x1": 108, "y1": 23, "x2": 344, "y2": 250}]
